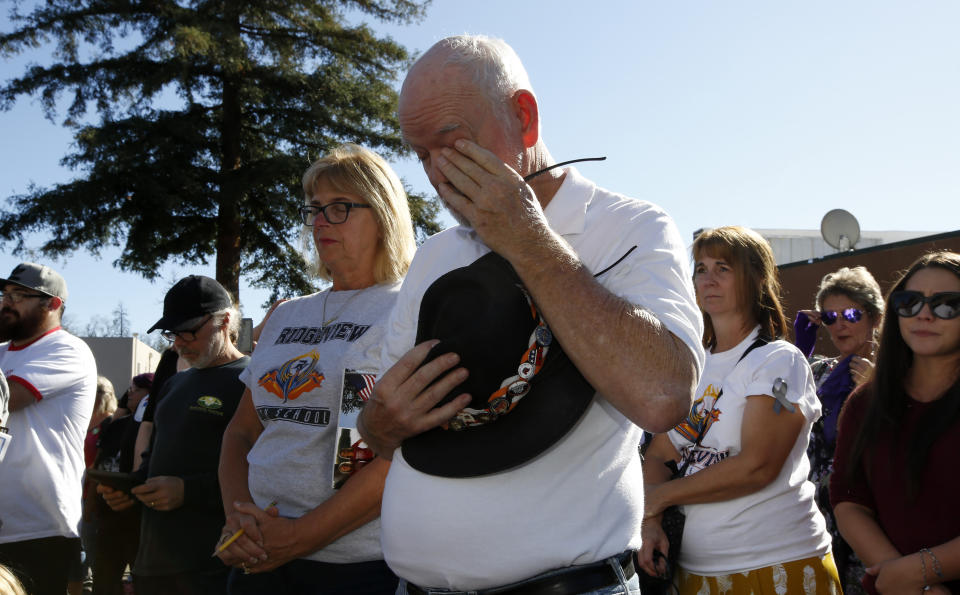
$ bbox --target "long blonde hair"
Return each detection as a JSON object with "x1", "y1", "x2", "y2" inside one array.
[
  {"x1": 0, "y1": 564, "x2": 27, "y2": 595},
  {"x1": 93, "y1": 376, "x2": 118, "y2": 419},
  {"x1": 301, "y1": 144, "x2": 415, "y2": 284}
]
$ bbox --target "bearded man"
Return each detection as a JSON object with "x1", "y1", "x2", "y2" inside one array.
[{"x1": 0, "y1": 262, "x2": 98, "y2": 595}]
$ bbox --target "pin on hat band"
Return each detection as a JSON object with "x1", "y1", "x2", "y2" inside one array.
[{"x1": 444, "y1": 287, "x2": 552, "y2": 431}]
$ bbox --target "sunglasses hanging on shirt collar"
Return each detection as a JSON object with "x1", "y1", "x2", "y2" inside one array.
[{"x1": 523, "y1": 156, "x2": 606, "y2": 182}]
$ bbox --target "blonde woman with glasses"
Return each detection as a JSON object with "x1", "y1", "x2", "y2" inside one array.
[{"x1": 217, "y1": 144, "x2": 415, "y2": 595}]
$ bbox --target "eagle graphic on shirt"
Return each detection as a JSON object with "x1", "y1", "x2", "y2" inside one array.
[
  {"x1": 258, "y1": 351, "x2": 325, "y2": 402},
  {"x1": 673, "y1": 383, "x2": 722, "y2": 442}
]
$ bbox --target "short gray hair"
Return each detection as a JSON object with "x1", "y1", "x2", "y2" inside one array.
[
  {"x1": 425, "y1": 35, "x2": 533, "y2": 124},
  {"x1": 815, "y1": 266, "x2": 884, "y2": 323},
  {"x1": 211, "y1": 306, "x2": 241, "y2": 344}
]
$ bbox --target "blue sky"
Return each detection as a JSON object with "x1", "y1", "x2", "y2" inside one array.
[{"x1": 2, "y1": 0, "x2": 958, "y2": 337}]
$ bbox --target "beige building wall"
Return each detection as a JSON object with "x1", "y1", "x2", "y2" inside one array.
[{"x1": 81, "y1": 336, "x2": 162, "y2": 396}]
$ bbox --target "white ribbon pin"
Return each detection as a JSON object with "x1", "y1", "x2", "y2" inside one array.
[{"x1": 772, "y1": 377, "x2": 796, "y2": 414}]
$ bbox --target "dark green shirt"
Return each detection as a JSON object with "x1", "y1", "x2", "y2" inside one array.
[{"x1": 134, "y1": 356, "x2": 249, "y2": 576}]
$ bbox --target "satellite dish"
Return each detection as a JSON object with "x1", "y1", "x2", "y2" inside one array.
[{"x1": 820, "y1": 209, "x2": 860, "y2": 251}]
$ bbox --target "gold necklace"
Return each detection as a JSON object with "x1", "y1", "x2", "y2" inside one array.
[{"x1": 320, "y1": 286, "x2": 368, "y2": 328}]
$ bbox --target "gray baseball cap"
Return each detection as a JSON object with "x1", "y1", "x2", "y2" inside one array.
[{"x1": 0, "y1": 262, "x2": 68, "y2": 301}]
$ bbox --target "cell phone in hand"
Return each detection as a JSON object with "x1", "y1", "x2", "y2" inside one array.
[
  {"x1": 87, "y1": 469, "x2": 141, "y2": 494},
  {"x1": 237, "y1": 317, "x2": 254, "y2": 353}
]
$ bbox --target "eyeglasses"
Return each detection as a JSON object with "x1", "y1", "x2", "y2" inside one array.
[
  {"x1": 890, "y1": 291, "x2": 960, "y2": 320},
  {"x1": 299, "y1": 202, "x2": 371, "y2": 226},
  {"x1": 0, "y1": 291, "x2": 49, "y2": 304},
  {"x1": 820, "y1": 308, "x2": 863, "y2": 326},
  {"x1": 160, "y1": 315, "x2": 212, "y2": 343}
]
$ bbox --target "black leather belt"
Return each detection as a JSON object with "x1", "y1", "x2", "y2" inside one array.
[{"x1": 406, "y1": 552, "x2": 636, "y2": 595}]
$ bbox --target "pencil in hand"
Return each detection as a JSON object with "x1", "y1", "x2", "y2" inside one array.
[
  {"x1": 212, "y1": 500, "x2": 278, "y2": 557},
  {"x1": 212, "y1": 527, "x2": 244, "y2": 556}
]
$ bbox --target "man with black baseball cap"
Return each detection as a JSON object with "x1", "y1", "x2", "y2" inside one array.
[
  {"x1": 99, "y1": 275, "x2": 248, "y2": 595},
  {"x1": 0, "y1": 262, "x2": 98, "y2": 595}
]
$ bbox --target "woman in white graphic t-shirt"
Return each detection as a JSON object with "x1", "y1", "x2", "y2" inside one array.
[
  {"x1": 216, "y1": 144, "x2": 415, "y2": 595},
  {"x1": 639, "y1": 226, "x2": 839, "y2": 594}
]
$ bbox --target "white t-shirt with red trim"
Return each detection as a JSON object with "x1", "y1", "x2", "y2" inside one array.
[{"x1": 0, "y1": 327, "x2": 97, "y2": 542}]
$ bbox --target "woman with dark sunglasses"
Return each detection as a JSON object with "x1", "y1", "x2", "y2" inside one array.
[
  {"x1": 793, "y1": 266, "x2": 884, "y2": 593},
  {"x1": 831, "y1": 251, "x2": 960, "y2": 594}
]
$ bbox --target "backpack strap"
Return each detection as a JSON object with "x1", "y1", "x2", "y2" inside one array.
[{"x1": 736, "y1": 335, "x2": 770, "y2": 365}]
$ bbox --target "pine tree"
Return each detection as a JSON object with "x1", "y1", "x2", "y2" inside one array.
[
  {"x1": 112, "y1": 301, "x2": 130, "y2": 336},
  {"x1": 0, "y1": 0, "x2": 439, "y2": 300}
]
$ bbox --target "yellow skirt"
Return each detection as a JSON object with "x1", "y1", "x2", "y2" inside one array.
[{"x1": 676, "y1": 552, "x2": 843, "y2": 595}]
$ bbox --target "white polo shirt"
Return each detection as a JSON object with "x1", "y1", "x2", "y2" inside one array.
[{"x1": 379, "y1": 168, "x2": 704, "y2": 590}]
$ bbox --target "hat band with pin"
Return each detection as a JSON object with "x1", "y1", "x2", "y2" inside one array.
[
  {"x1": 445, "y1": 287, "x2": 552, "y2": 431},
  {"x1": 402, "y1": 252, "x2": 595, "y2": 478}
]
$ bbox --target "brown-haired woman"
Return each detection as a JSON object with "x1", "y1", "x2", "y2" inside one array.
[
  {"x1": 831, "y1": 251, "x2": 960, "y2": 594},
  {"x1": 640, "y1": 226, "x2": 839, "y2": 594}
]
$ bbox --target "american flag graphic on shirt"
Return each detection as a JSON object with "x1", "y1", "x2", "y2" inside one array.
[{"x1": 333, "y1": 369, "x2": 379, "y2": 489}]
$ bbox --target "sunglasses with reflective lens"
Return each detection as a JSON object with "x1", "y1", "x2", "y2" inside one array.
[
  {"x1": 890, "y1": 291, "x2": 960, "y2": 320},
  {"x1": 820, "y1": 308, "x2": 863, "y2": 326}
]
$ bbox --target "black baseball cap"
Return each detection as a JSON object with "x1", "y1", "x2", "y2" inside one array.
[
  {"x1": 147, "y1": 275, "x2": 233, "y2": 333},
  {"x1": 401, "y1": 252, "x2": 595, "y2": 477},
  {"x1": 0, "y1": 262, "x2": 68, "y2": 301}
]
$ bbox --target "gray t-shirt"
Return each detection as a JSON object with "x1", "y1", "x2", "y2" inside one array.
[{"x1": 239, "y1": 281, "x2": 400, "y2": 563}]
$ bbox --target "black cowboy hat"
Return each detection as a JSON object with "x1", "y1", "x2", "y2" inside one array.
[{"x1": 401, "y1": 252, "x2": 595, "y2": 477}]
